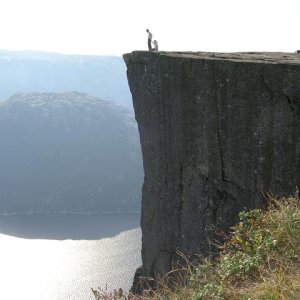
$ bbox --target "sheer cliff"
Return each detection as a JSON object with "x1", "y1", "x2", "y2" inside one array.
[{"x1": 123, "y1": 51, "x2": 300, "y2": 289}]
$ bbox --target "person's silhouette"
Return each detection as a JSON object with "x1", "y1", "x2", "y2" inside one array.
[{"x1": 146, "y1": 29, "x2": 153, "y2": 51}]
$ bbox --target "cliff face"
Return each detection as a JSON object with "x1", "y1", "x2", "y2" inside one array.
[{"x1": 123, "y1": 51, "x2": 300, "y2": 287}]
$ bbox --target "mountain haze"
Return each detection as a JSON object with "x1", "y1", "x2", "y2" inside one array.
[
  {"x1": 0, "y1": 50, "x2": 132, "y2": 108},
  {"x1": 0, "y1": 92, "x2": 143, "y2": 214}
]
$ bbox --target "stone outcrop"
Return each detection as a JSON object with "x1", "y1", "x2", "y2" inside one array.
[{"x1": 123, "y1": 51, "x2": 300, "y2": 291}]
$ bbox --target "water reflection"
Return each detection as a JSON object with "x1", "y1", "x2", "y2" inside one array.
[{"x1": 0, "y1": 214, "x2": 142, "y2": 300}]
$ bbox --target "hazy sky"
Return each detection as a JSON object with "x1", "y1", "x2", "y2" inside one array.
[{"x1": 0, "y1": 0, "x2": 299, "y2": 56}]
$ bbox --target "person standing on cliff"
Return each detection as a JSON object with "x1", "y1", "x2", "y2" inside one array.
[{"x1": 146, "y1": 29, "x2": 153, "y2": 51}]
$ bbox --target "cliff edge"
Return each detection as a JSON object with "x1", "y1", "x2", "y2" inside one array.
[{"x1": 123, "y1": 51, "x2": 300, "y2": 291}]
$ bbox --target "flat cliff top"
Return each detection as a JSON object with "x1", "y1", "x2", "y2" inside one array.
[{"x1": 124, "y1": 51, "x2": 300, "y2": 65}]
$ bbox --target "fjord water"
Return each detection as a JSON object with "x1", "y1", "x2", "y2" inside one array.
[{"x1": 0, "y1": 214, "x2": 141, "y2": 300}]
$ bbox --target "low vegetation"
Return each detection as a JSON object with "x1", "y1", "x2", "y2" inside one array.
[{"x1": 93, "y1": 193, "x2": 300, "y2": 299}]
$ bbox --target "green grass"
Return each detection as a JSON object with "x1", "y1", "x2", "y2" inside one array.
[{"x1": 93, "y1": 193, "x2": 300, "y2": 300}]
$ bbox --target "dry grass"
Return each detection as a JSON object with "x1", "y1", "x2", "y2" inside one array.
[{"x1": 93, "y1": 192, "x2": 300, "y2": 300}]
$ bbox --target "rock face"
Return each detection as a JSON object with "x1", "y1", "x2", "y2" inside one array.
[{"x1": 123, "y1": 51, "x2": 300, "y2": 289}]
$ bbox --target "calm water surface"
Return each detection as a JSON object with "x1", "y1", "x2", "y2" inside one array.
[{"x1": 0, "y1": 214, "x2": 141, "y2": 300}]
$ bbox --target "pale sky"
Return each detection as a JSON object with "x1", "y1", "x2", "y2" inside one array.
[{"x1": 0, "y1": 0, "x2": 299, "y2": 56}]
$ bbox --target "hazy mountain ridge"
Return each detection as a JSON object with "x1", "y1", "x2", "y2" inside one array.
[
  {"x1": 0, "y1": 92, "x2": 143, "y2": 214},
  {"x1": 0, "y1": 50, "x2": 132, "y2": 108}
]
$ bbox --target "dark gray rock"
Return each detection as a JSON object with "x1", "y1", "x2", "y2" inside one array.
[{"x1": 123, "y1": 51, "x2": 300, "y2": 289}]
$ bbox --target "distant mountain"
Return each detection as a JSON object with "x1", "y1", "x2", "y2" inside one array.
[
  {"x1": 0, "y1": 50, "x2": 132, "y2": 109},
  {"x1": 0, "y1": 92, "x2": 143, "y2": 214}
]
